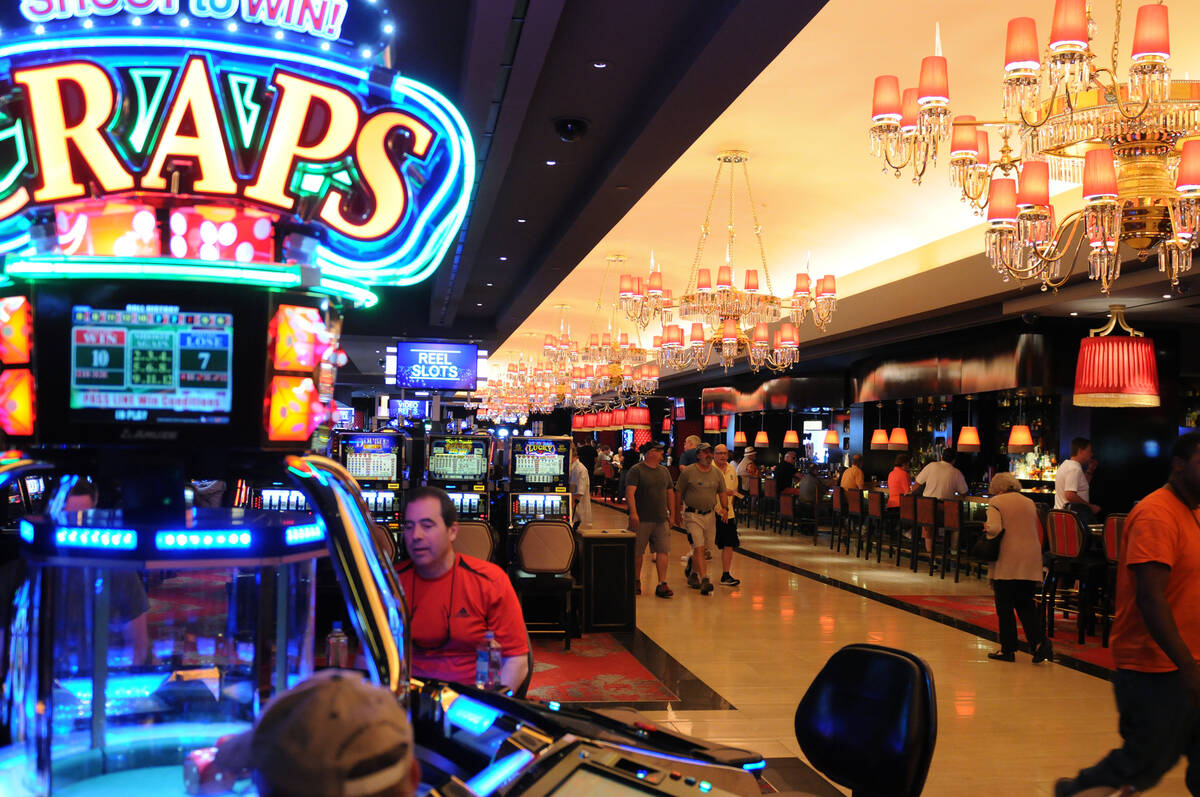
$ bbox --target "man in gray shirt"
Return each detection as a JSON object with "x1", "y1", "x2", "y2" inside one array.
[
  {"x1": 626, "y1": 441, "x2": 676, "y2": 598},
  {"x1": 674, "y1": 442, "x2": 728, "y2": 596}
]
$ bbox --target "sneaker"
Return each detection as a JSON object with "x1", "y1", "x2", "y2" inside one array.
[
  {"x1": 987, "y1": 650, "x2": 1015, "y2": 662},
  {"x1": 687, "y1": 571, "x2": 701, "y2": 589},
  {"x1": 699, "y1": 578, "x2": 714, "y2": 595},
  {"x1": 1033, "y1": 639, "x2": 1054, "y2": 664},
  {"x1": 684, "y1": 556, "x2": 693, "y2": 579},
  {"x1": 720, "y1": 573, "x2": 740, "y2": 587},
  {"x1": 655, "y1": 583, "x2": 673, "y2": 599}
]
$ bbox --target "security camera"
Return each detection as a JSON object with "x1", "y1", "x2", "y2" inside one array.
[
  {"x1": 1021, "y1": 312, "x2": 1040, "y2": 325},
  {"x1": 553, "y1": 117, "x2": 589, "y2": 143}
]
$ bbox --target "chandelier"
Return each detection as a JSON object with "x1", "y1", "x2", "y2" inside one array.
[
  {"x1": 869, "y1": 1, "x2": 1200, "y2": 294},
  {"x1": 659, "y1": 317, "x2": 801, "y2": 373},
  {"x1": 616, "y1": 253, "x2": 674, "y2": 330}
]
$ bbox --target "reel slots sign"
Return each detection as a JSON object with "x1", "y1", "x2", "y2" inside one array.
[{"x1": 0, "y1": 0, "x2": 473, "y2": 300}]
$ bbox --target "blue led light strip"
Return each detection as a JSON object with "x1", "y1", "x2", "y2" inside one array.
[
  {"x1": 156, "y1": 530, "x2": 253, "y2": 549},
  {"x1": 55, "y1": 527, "x2": 138, "y2": 550},
  {"x1": 285, "y1": 523, "x2": 325, "y2": 546},
  {"x1": 18, "y1": 519, "x2": 33, "y2": 543},
  {"x1": 464, "y1": 750, "x2": 535, "y2": 797},
  {"x1": 742, "y1": 760, "x2": 767, "y2": 771},
  {"x1": 445, "y1": 695, "x2": 502, "y2": 735}
]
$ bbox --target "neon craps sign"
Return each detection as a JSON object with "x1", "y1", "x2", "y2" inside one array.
[{"x1": 0, "y1": 0, "x2": 473, "y2": 297}]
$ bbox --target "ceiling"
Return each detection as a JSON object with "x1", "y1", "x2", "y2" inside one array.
[
  {"x1": 481, "y1": 0, "x2": 1200, "y2": 380},
  {"x1": 338, "y1": 0, "x2": 826, "y2": 382}
]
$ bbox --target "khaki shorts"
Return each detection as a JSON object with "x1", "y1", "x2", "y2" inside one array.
[
  {"x1": 684, "y1": 510, "x2": 717, "y2": 550},
  {"x1": 634, "y1": 520, "x2": 671, "y2": 556}
]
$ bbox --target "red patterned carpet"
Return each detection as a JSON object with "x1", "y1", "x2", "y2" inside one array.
[
  {"x1": 527, "y1": 633, "x2": 679, "y2": 703},
  {"x1": 903, "y1": 593, "x2": 1116, "y2": 671}
]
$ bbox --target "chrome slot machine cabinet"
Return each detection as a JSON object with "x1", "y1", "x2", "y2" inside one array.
[
  {"x1": 425, "y1": 434, "x2": 493, "y2": 522},
  {"x1": 507, "y1": 436, "x2": 572, "y2": 527}
]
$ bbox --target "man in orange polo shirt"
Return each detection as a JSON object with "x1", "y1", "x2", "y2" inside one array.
[{"x1": 1057, "y1": 432, "x2": 1200, "y2": 796}]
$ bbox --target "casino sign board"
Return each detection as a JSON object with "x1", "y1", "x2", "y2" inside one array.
[{"x1": 0, "y1": 0, "x2": 474, "y2": 303}]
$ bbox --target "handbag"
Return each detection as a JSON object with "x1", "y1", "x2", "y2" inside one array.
[{"x1": 970, "y1": 529, "x2": 1004, "y2": 561}]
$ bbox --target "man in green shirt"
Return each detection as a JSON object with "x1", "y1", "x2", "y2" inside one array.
[
  {"x1": 674, "y1": 443, "x2": 729, "y2": 596},
  {"x1": 626, "y1": 441, "x2": 676, "y2": 598}
]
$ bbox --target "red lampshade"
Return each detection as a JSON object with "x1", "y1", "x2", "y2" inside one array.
[
  {"x1": 722, "y1": 319, "x2": 739, "y2": 342},
  {"x1": 1050, "y1": 0, "x2": 1088, "y2": 49},
  {"x1": 1132, "y1": 3, "x2": 1170, "y2": 62},
  {"x1": 596, "y1": 410, "x2": 612, "y2": 430},
  {"x1": 619, "y1": 333, "x2": 629, "y2": 348},
  {"x1": 917, "y1": 55, "x2": 949, "y2": 106},
  {"x1": 872, "y1": 75, "x2": 902, "y2": 121},
  {"x1": 734, "y1": 430, "x2": 748, "y2": 446},
  {"x1": 794, "y1": 273, "x2": 811, "y2": 295},
  {"x1": 1005, "y1": 17, "x2": 1041, "y2": 72},
  {"x1": 754, "y1": 430, "x2": 769, "y2": 447},
  {"x1": 601, "y1": 332, "x2": 611, "y2": 347},
  {"x1": 651, "y1": 335, "x2": 662, "y2": 350},
  {"x1": 543, "y1": 334, "x2": 556, "y2": 350},
  {"x1": 1007, "y1": 424, "x2": 1034, "y2": 453},
  {"x1": 887, "y1": 427, "x2": 909, "y2": 451},
  {"x1": 704, "y1": 414, "x2": 721, "y2": 433},
  {"x1": 645, "y1": 363, "x2": 659, "y2": 379},
  {"x1": 1177, "y1": 140, "x2": 1200, "y2": 193},
  {"x1": 618, "y1": 274, "x2": 633, "y2": 297},
  {"x1": 823, "y1": 428, "x2": 840, "y2": 447},
  {"x1": 716, "y1": 266, "x2": 732, "y2": 289},
  {"x1": 662, "y1": 416, "x2": 671, "y2": 433},
  {"x1": 648, "y1": 271, "x2": 663, "y2": 294},
  {"x1": 783, "y1": 429, "x2": 800, "y2": 448},
  {"x1": 987, "y1": 178, "x2": 1018, "y2": 223},
  {"x1": 818, "y1": 275, "x2": 837, "y2": 297},
  {"x1": 632, "y1": 277, "x2": 644, "y2": 298},
  {"x1": 869, "y1": 428, "x2": 890, "y2": 450},
  {"x1": 957, "y1": 426, "x2": 981, "y2": 452},
  {"x1": 697, "y1": 268, "x2": 712, "y2": 291},
  {"x1": 976, "y1": 130, "x2": 990, "y2": 165},
  {"x1": 950, "y1": 115, "x2": 978, "y2": 158},
  {"x1": 690, "y1": 323, "x2": 706, "y2": 345},
  {"x1": 627, "y1": 406, "x2": 651, "y2": 430},
  {"x1": 611, "y1": 408, "x2": 627, "y2": 428},
  {"x1": 1082, "y1": 147, "x2": 1119, "y2": 200},
  {"x1": 1074, "y1": 335, "x2": 1161, "y2": 407},
  {"x1": 588, "y1": 333, "x2": 599, "y2": 348},
  {"x1": 778, "y1": 321, "x2": 798, "y2": 347},
  {"x1": 899, "y1": 88, "x2": 919, "y2": 131},
  {"x1": 744, "y1": 269, "x2": 759, "y2": 292},
  {"x1": 752, "y1": 322, "x2": 769, "y2": 344},
  {"x1": 1016, "y1": 160, "x2": 1050, "y2": 208}
]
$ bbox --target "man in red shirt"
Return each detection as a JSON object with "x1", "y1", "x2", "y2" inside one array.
[
  {"x1": 398, "y1": 487, "x2": 529, "y2": 690},
  {"x1": 1057, "y1": 432, "x2": 1200, "y2": 796}
]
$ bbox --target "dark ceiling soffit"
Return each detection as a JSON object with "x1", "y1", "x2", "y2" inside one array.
[
  {"x1": 431, "y1": 0, "x2": 567, "y2": 327},
  {"x1": 493, "y1": 0, "x2": 830, "y2": 341},
  {"x1": 851, "y1": 333, "x2": 1050, "y2": 403},
  {"x1": 701, "y1": 376, "x2": 845, "y2": 415}
]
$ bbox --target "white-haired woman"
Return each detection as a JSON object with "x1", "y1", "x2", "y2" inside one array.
[{"x1": 985, "y1": 471, "x2": 1052, "y2": 663}]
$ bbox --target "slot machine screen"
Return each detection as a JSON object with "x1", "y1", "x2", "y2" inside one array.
[
  {"x1": 427, "y1": 436, "x2": 489, "y2": 486},
  {"x1": 69, "y1": 304, "x2": 233, "y2": 426},
  {"x1": 342, "y1": 434, "x2": 399, "y2": 481},
  {"x1": 510, "y1": 437, "x2": 569, "y2": 490}
]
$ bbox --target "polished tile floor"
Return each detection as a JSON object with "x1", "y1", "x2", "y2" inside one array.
[{"x1": 589, "y1": 504, "x2": 1190, "y2": 796}]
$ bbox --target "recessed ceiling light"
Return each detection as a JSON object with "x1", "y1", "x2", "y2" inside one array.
[
  {"x1": 1069, "y1": 312, "x2": 1078, "y2": 316},
  {"x1": 517, "y1": 218, "x2": 526, "y2": 223},
  {"x1": 476, "y1": 302, "x2": 483, "y2": 307},
  {"x1": 486, "y1": 282, "x2": 493, "y2": 287},
  {"x1": 593, "y1": 61, "x2": 607, "y2": 69},
  {"x1": 499, "y1": 256, "x2": 507, "y2": 261},
  {"x1": 545, "y1": 160, "x2": 557, "y2": 166}
]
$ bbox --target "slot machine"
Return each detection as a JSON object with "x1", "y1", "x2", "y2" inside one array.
[
  {"x1": 508, "y1": 436, "x2": 572, "y2": 525},
  {"x1": 336, "y1": 429, "x2": 405, "y2": 534},
  {"x1": 425, "y1": 434, "x2": 493, "y2": 522}
]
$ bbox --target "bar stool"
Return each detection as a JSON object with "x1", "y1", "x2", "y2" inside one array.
[
  {"x1": 777, "y1": 492, "x2": 796, "y2": 536},
  {"x1": 897, "y1": 494, "x2": 918, "y2": 570},
  {"x1": 829, "y1": 486, "x2": 846, "y2": 551},
  {"x1": 1098, "y1": 513, "x2": 1127, "y2": 648},
  {"x1": 937, "y1": 500, "x2": 967, "y2": 581},
  {"x1": 748, "y1": 477, "x2": 762, "y2": 529},
  {"x1": 865, "y1": 490, "x2": 888, "y2": 563},
  {"x1": 843, "y1": 489, "x2": 865, "y2": 556},
  {"x1": 762, "y1": 478, "x2": 780, "y2": 532},
  {"x1": 1044, "y1": 509, "x2": 1087, "y2": 642},
  {"x1": 915, "y1": 497, "x2": 940, "y2": 576}
]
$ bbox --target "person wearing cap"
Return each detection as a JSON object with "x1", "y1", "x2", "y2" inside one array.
[
  {"x1": 736, "y1": 447, "x2": 759, "y2": 478},
  {"x1": 398, "y1": 486, "x2": 529, "y2": 691},
  {"x1": 675, "y1": 442, "x2": 728, "y2": 595},
  {"x1": 218, "y1": 669, "x2": 420, "y2": 797},
  {"x1": 679, "y1": 434, "x2": 702, "y2": 468},
  {"x1": 627, "y1": 440, "x2": 676, "y2": 598},
  {"x1": 712, "y1": 444, "x2": 741, "y2": 587}
]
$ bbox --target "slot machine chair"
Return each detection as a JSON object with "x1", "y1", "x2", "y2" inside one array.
[
  {"x1": 453, "y1": 520, "x2": 496, "y2": 563},
  {"x1": 510, "y1": 520, "x2": 577, "y2": 650},
  {"x1": 794, "y1": 644, "x2": 937, "y2": 797}
]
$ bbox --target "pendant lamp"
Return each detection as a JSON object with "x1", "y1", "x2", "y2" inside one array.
[
  {"x1": 783, "y1": 429, "x2": 800, "y2": 448},
  {"x1": 870, "y1": 403, "x2": 889, "y2": 450},
  {"x1": 1008, "y1": 424, "x2": 1035, "y2": 453},
  {"x1": 824, "y1": 428, "x2": 840, "y2": 447},
  {"x1": 754, "y1": 430, "x2": 769, "y2": 447},
  {"x1": 703, "y1": 414, "x2": 721, "y2": 433},
  {"x1": 957, "y1": 395, "x2": 980, "y2": 452},
  {"x1": 1073, "y1": 305, "x2": 1160, "y2": 408},
  {"x1": 887, "y1": 401, "x2": 909, "y2": 451},
  {"x1": 734, "y1": 430, "x2": 748, "y2": 446}
]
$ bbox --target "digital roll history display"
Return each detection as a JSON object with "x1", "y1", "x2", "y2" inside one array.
[
  {"x1": 69, "y1": 305, "x2": 233, "y2": 425},
  {"x1": 428, "y1": 436, "x2": 489, "y2": 486},
  {"x1": 510, "y1": 438, "x2": 569, "y2": 490}
]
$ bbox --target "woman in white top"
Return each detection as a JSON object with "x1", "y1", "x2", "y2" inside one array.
[{"x1": 984, "y1": 472, "x2": 1052, "y2": 663}]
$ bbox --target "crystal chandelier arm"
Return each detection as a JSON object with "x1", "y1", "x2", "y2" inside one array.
[
  {"x1": 882, "y1": 136, "x2": 917, "y2": 172},
  {"x1": 1090, "y1": 67, "x2": 1152, "y2": 121},
  {"x1": 740, "y1": 159, "x2": 775, "y2": 296},
  {"x1": 1033, "y1": 208, "x2": 1087, "y2": 265},
  {"x1": 1014, "y1": 79, "x2": 1066, "y2": 130}
]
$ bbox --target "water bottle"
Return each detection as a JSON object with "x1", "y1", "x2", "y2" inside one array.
[
  {"x1": 326, "y1": 621, "x2": 350, "y2": 669},
  {"x1": 475, "y1": 631, "x2": 502, "y2": 689}
]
